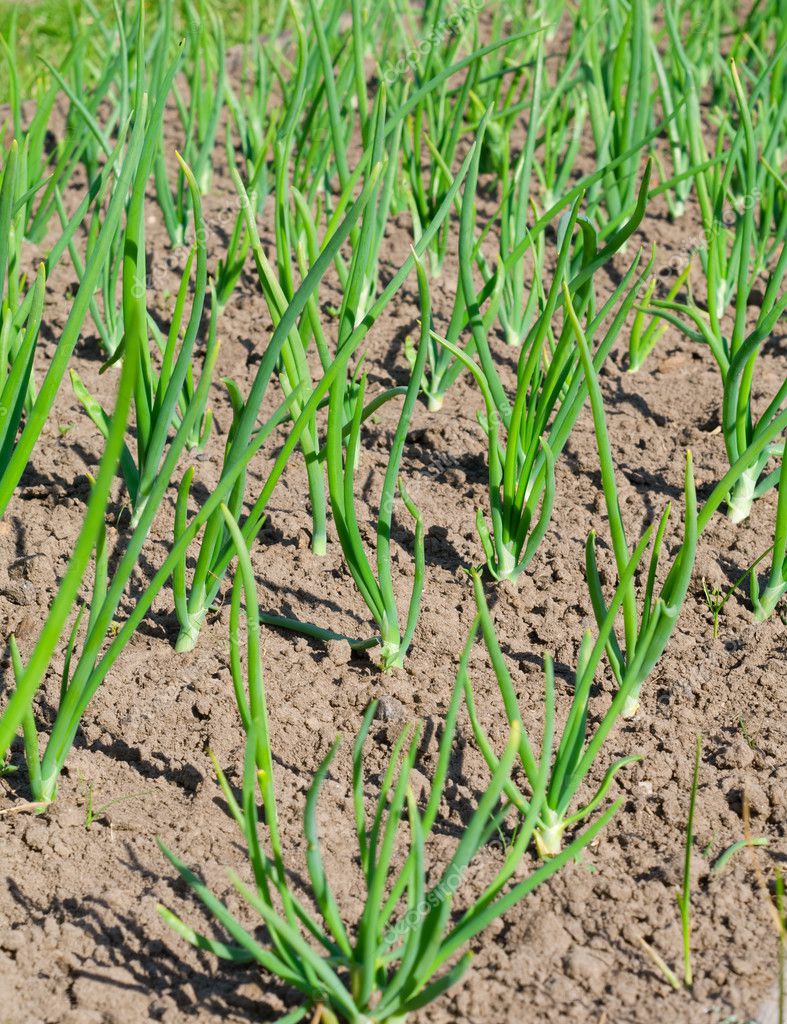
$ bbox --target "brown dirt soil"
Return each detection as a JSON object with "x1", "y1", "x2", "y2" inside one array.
[{"x1": 1, "y1": 49, "x2": 786, "y2": 1024}]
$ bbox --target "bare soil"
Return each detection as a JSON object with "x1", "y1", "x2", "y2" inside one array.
[{"x1": 1, "y1": 56, "x2": 786, "y2": 1024}]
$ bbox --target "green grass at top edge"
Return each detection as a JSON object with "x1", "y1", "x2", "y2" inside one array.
[{"x1": 0, "y1": 0, "x2": 275, "y2": 104}]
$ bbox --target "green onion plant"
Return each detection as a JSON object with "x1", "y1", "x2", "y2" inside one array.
[
  {"x1": 152, "y1": 1, "x2": 226, "y2": 246},
  {"x1": 263, "y1": 255, "x2": 431, "y2": 670},
  {"x1": 0, "y1": 95, "x2": 150, "y2": 521},
  {"x1": 648, "y1": 53, "x2": 787, "y2": 524},
  {"x1": 158, "y1": 518, "x2": 619, "y2": 1024},
  {"x1": 170, "y1": 157, "x2": 385, "y2": 651},
  {"x1": 565, "y1": 284, "x2": 698, "y2": 718},
  {"x1": 172, "y1": 106, "x2": 482, "y2": 653},
  {"x1": 71, "y1": 154, "x2": 216, "y2": 526},
  {"x1": 465, "y1": 564, "x2": 652, "y2": 858},
  {"x1": 575, "y1": 0, "x2": 653, "y2": 229},
  {"x1": 23, "y1": 2, "x2": 145, "y2": 245},
  {"x1": 434, "y1": 145, "x2": 653, "y2": 582}
]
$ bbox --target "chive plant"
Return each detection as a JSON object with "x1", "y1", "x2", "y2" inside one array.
[
  {"x1": 565, "y1": 285, "x2": 698, "y2": 718},
  {"x1": 648, "y1": 51, "x2": 787, "y2": 524},
  {"x1": 159, "y1": 520, "x2": 618, "y2": 1024},
  {"x1": 434, "y1": 139, "x2": 653, "y2": 582}
]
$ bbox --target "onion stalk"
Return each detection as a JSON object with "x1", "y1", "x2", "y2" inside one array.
[{"x1": 158, "y1": 518, "x2": 619, "y2": 1023}]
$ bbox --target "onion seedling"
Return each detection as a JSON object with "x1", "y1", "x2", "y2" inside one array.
[
  {"x1": 0, "y1": 92, "x2": 150, "y2": 521},
  {"x1": 158, "y1": 521, "x2": 617, "y2": 1023},
  {"x1": 394, "y1": 20, "x2": 546, "y2": 280},
  {"x1": 638, "y1": 736, "x2": 702, "y2": 990},
  {"x1": 212, "y1": 124, "x2": 269, "y2": 314},
  {"x1": 11, "y1": 342, "x2": 313, "y2": 804},
  {"x1": 434, "y1": 146, "x2": 654, "y2": 582},
  {"x1": 565, "y1": 283, "x2": 698, "y2": 718},
  {"x1": 0, "y1": 282, "x2": 320, "y2": 800},
  {"x1": 678, "y1": 736, "x2": 702, "y2": 988},
  {"x1": 294, "y1": 1, "x2": 399, "y2": 316},
  {"x1": 491, "y1": 24, "x2": 594, "y2": 348},
  {"x1": 737, "y1": 784, "x2": 784, "y2": 1022},
  {"x1": 750, "y1": 453, "x2": 787, "y2": 619},
  {"x1": 0, "y1": 21, "x2": 78, "y2": 239},
  {"x1": 30, "y1": 114, "x2": 136, "y2": 356},
  {"x1": 415, "y1": 127, "x2": 664, "y2": 413},
  {"x1": 465, "y1": 558, "x2": 652, "y2": 858},
  {"x1": 710, "y1": 836, "x2": 770, "y2": 876},
  {"x1": 0, "y1": 265, "x2": 45, "y2": 475},
  {"x1": 263, "y1": 255, "x2": 432, "y2": 670},
  {"x1": 0, "y1": 267, "x2": 141, "y2": 789},
  {"x1": 173, "y1": 124, "x2": 481, "y2": 653},
  {"x1": 170, "y1": 157, "x2": 384, "y2": 651},
  {"x1": 152, "y1": 0, "x2": 225, "y2": 246},
  {"x1": 0, "y1": 141, "x2": 46, "y2": 444},
  {"x1": 398, "y1": 52, "x2": 478, "y2": 280},
  {"x1": 649, "y1": 14, "x2": 694, "y2": 221},
  {"x1": 71, "y1": 153, "x2": 215, "y2": 527},
  {"x1": 229, "y1": 88, "x2": 397, "y2": 556},
  {"x1": 404, "y1": 212, "x2": 500, "y2": 413},
  {"x1": 577, "y1": 0, "x2": 653, "y2": 228},
  {"x1": 47, "y1": 3, "x2": 158, "y2": 358},
  {"x1": 628, "y1": 259, "x2": 691, "y2": 372},
  {"x1": 648, "y1": 49, "x2": 787, "y2": 524},
  {"x1": 23, "y1": 1, "x2": 146, "y2": 244},
  {"x1": 222, "y1": 0, "x2": 278, "y2": 220}
]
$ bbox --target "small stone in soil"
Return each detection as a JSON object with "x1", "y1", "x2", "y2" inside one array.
[{"x1": 375, "y1": 696, "x2": 406, "y2": 722}]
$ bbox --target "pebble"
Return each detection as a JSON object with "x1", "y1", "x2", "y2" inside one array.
[{"x1": 375, "y1": 695, "x2": 406, "y2": 722}]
